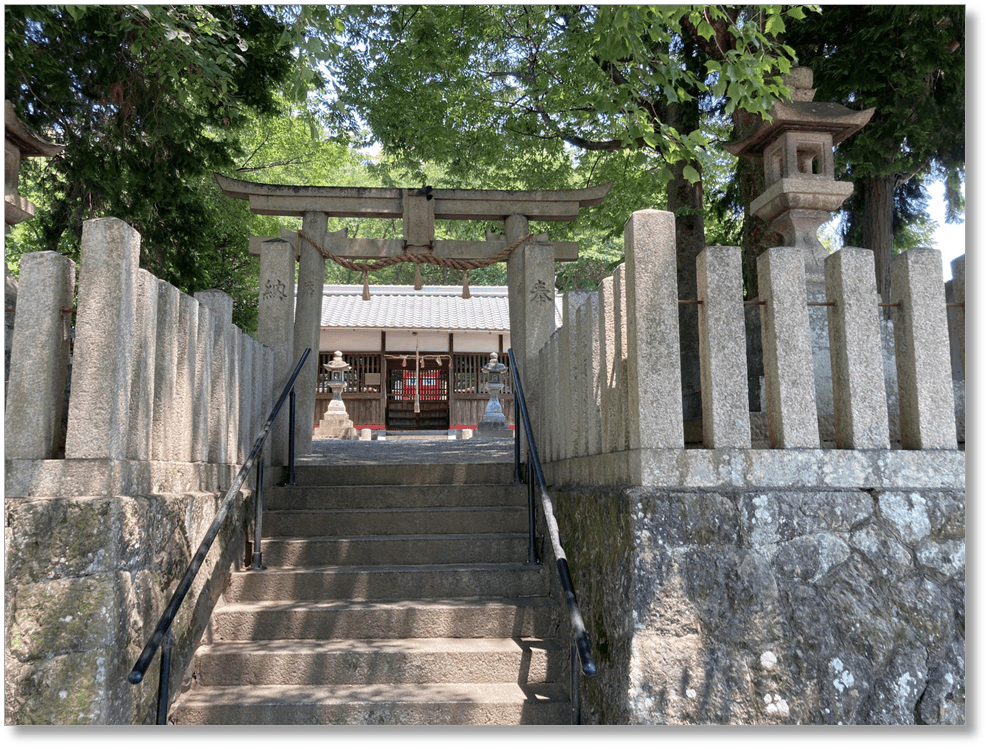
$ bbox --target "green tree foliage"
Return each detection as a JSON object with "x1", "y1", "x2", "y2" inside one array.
[
  {"x1": 331, "y1": 5, "x2": 798, "y2": 182},
  {"x1": 4, "y1": 4, "x2": 298, "y2": 329},
  {"x1": 324, "y1": 4, "x2": 805, "y2": 291},
  {"x1": 785, "y1": 5, "x2": 965, "y2": 302}
]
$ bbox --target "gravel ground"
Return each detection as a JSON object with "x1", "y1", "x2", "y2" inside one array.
[{"x1": 302, "y1": 435, "x2": 516, "y2": 465}]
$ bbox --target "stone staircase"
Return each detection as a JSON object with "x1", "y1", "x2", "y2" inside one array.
[{"x1": 169, "y1": 460, "x2": 571, "y2": 725}]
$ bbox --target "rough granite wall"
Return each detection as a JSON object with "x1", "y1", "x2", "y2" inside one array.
[
  {"x1": 553, "y1": 486, "x2": 964, "y2": 725},
  {"x1": 5, "y1": 262, "x2": 18, "y2": 392},
  {"x1": 4, "y1": 490, "x2": 250, "y2": 724}
]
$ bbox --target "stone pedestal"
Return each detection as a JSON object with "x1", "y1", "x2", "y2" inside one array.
[{"x1": 313, "y1": 402, "x2": 358, "y2": 440}]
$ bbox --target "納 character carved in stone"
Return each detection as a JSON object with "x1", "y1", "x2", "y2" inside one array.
[{"x1": 261, "y1": 279, "x2": 287, "y2": 301}]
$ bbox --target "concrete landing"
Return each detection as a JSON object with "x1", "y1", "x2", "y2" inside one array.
[{"x1": 304, "y1": 435, "x2": 515, "y2": 466}]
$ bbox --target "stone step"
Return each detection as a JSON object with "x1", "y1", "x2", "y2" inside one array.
[
  {"x1": 290, "y1": 463, "x2": 515, "y2": 487},
  {"x1": 263, "y1": 507, "x2": 528, "y2": 538},
  {"x1": 169, "y1": 681, "x2": 571, "y2": 725},
  {"x1": 209, "y1": 598, "x2": 560, "y2": 641},
  {"x1": 259, "y1": 533, "x2": 530, "y2": 567},
  {"x1": 265, "y1": 483, "x2": 527, "y2": 511},
  {"x1": 190, "y1": 637, "x2": 566, "y2": 686},
  {"x1": 225, "y1": 563, "x2": 550, "y2": 602}
]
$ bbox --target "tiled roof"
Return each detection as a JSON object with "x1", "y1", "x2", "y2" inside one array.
[{"x1": 319, "y1": 285, "x2": 513, "y2": 331}]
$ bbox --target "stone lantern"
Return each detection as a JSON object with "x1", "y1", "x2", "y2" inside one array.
[
  {"x1": 313, "y1": 351, "x2": 358, "y2": 439},
  {"x1": 477, "y1": 352, "x2": 510, "y2": 433},
  {"x1": 725, "y1": 67, "x2": 875, "y2": 426},
  {"x1": 5, "y1": 101, "x2": 65, "y2": 390},
  {"x1": 5, "y1": 100, "x2": 64, "y2": 235},
  {"x1": 723, "y1": 67, "x2": 874, "y2": 281}
]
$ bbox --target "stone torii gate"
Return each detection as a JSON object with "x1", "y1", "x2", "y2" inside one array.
[{"x1": 215, "y1": 173, "x2": 611, "y2": 455}]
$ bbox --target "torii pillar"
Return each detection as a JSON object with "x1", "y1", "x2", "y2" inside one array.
[
  {"x1": 505, "y1": 214, "x2": 556, "y2": 392},
  {"x1": 292, "y1": 211, "x2": 327, "y2": 455}
]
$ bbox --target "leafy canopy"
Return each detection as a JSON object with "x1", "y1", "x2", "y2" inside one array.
[{"x1": 329, "y1": 5, "x2": 803, "y2": 190}]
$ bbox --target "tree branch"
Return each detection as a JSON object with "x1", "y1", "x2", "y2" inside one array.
[
  {"x1": 534, "y1": 106, "x2": 641, "y2": 152},
  {"x1": 235, "y1": 158, "x2": 311, "y2": 173}
]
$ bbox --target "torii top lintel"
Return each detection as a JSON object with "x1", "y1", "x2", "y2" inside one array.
[{"x1": 214, "y1": 173, "x2": 612, "y2": 223}]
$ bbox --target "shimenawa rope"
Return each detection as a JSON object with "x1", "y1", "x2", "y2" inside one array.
[{"x1": 297, "y1": 230, "x2": 535, "y2": 300}]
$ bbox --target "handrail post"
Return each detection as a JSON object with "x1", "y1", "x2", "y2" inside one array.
[
  {"x1": 252, "y1": 458, "x2": 265, "y2": 570},
  {"x1": 512, "y1": 392, "x2": 521, "y2": 484},
  {"x1": 526, "y1": 446, "x2": 537, "y2": 565},
  {"x1": 156, "y1": 633, "x2": 172, "y2": 725},
  {"x1": 571, "y1": 637, "x2": 580, "y2": 725},
  {"x1": 287, "y1": 388, "x2": 297, "y2": 486}
]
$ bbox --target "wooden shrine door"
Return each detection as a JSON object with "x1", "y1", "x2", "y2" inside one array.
[{"x1": 385, "y1": 356, "x2": 450, "y2": 430}]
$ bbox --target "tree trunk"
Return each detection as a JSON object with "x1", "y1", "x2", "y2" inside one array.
[
  {"x1": 732, "y1": 110, "x2": 778, "y2": 299},
  {"x1": 664, "y1": 102, "x2": 705, "y2": 421},
  {"x1": 732, "y1": 110, "x2": 777, "y2": 412},
  {"x1": 862, "y1": 173, "x2": 896, "y2": 309}
]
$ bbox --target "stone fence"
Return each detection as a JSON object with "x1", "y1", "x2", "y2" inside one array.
[
  {"x1": 4, "y1": 217, "x2": 274, "y2": 723},
  {"x1": 536, "y1": 209, "x2": 966, "y2": 724},
  {"x1": 5, "y1": 217, "x2": 274, "y2": 497},
  {"x1": 535, "y1": 209, "x2": 965, "y2": 490}
]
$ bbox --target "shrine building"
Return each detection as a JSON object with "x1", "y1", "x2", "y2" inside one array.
[{"x1": 312, "y1": 284, "x2": 562, "y2": 432}]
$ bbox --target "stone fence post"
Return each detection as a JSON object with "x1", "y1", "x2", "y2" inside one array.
[
  {"x1": 535, "y1": 337, "x2": 550, "y2": 460},
  {"x1": 192, "y1": 303, "x2": 214, "y2": 463},
  {"x1": 196, "y1": 290, "x2": 233, "y2": 464},
  {"x1": 4, "y1": 251, "x2": 76, "y2": 459},
  {"x1": 65, "y1": 218, "x2": 140, "y2": 460},
  {"x1": 825, "y1": 248, "x2": 890, "y2": 449},
  {"x1": 293, "y1": 213, "x2": 327, "y2": 456},
  {"x1": 579, "y1": 294, "x2": 602, "y2": 457},
  {"x1": 624, "y1": 210, "x2": 683, "y2": 449},
  {"x1": 597, "y1": 270, "x2": 617, "y2": 456},
  {"x1": 226, "y1": 324, "x2": 241, "y2": 463},
  {"x1": 152, "y1": 282, "x2": 179, "y2": 461},
  {"x1": 257, "y1": 238, "x2": 296, "y2": 465},
  {"x1": 950, "y1": 255, "x2": 965, "y2": 380},
  {"x1": 170, "y1": 293, "x2": 198, "y2": 462},
  {"x1": 546, "y1": 333, "x2": 561, "y2": 462},
  {"x1": 696, "y1": 246, "x2": 750, "y2": 448},
  {"x1": 890, "y1": 249, "x2": 956, "y2": 449},
  {"x1": 562, "y1": 291, "x2": 593, "y2": 459},
  {"x1": 239, "y1": 331, "x2": 254, "y2": 462},
  {"x1": 757, "y1": 247, "x2": 819, "y2": 448},
  {"x1": 127, "y1": 270, "x2": 158, "y2": 461}
]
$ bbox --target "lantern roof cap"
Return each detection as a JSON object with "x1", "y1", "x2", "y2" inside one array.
[
  {"x1": 724, "y1": 100, "x2": 874, "y2": 158},
  {"x1": 5, "y1": 101, "x2": 63, "y2": 158},
  {"x1": 723, "y1": 67, "x2": 873, "y2": 158}
]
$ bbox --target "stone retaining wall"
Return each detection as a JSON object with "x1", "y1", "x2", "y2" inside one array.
[
  {"x1": 553, "y1": 481, "x2": 964, "y2": 724},
  {"x1": 4, "y1": 490, "x2": 249, "y2": 724}
]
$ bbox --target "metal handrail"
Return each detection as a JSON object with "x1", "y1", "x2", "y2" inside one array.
[
  {"x1": 127, "y1": 347, "x2": 312, "y2": 722},
  {"x1": 507, "y1": 348, "x2": 596, "y2": 680}
]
